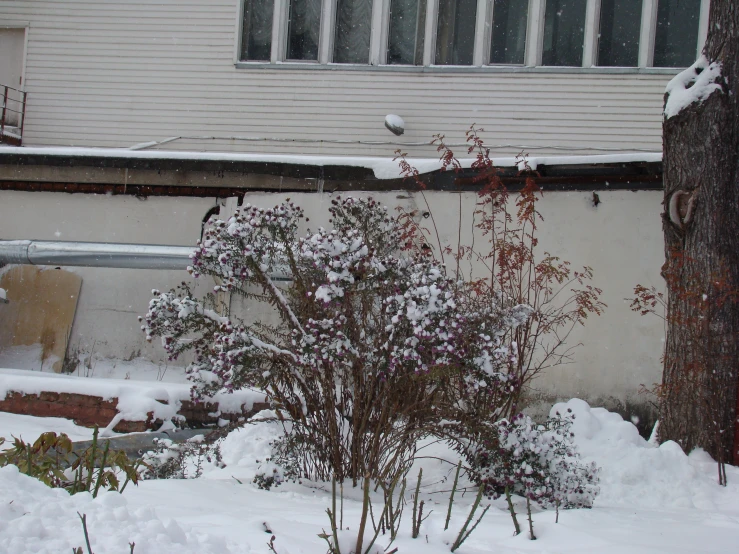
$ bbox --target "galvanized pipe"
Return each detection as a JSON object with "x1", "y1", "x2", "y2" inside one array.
[
  {"x1": 0, "y1": 240, "x2": 194, "y2": 270},
  {"x1": 0, "y1": 240, "x2": 293, "y2": 280}
]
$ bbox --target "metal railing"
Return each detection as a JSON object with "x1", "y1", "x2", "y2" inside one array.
[{"x1": 1, "y1": 83, "x2": 27, "y2": 146}]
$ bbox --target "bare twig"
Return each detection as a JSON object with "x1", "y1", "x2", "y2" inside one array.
[
  {"x1": 444, "y1": 460, "x2": 462, "y2": 531},
  {"x1": 451, "y1": 486, "x2": 489, "y2": 552},
  {"x1": 411, "y1": 468, "x2": 423, "y2": 538},
  {"x1": 355, "y1": 474, "x2": 371, "y2": 554},
  {"x1": 526, "y1": 497, "x2": 536, "y2": 540},
  {"x1": 77, "y1": 512, "x2": 94, "y2": 554},
  {"x1": 505, "y1": 485, "x2": 521, "y2": 535}
]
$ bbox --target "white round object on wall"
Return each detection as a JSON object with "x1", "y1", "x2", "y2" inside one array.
[{"x1": 384, "y1": 114, "x2": 405, "y2": 136}]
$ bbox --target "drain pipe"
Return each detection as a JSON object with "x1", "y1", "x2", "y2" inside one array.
[
  {"x1": 0, "y1": 240, "x2": 194, "y2": 270},
  {"x1": 0, "y1": 239, "x2": 292, "y2": 279}
]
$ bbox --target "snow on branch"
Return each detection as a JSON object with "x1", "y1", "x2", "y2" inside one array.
[{"x1": 664, "y1": 55, "x2": 723, "y2": 119}]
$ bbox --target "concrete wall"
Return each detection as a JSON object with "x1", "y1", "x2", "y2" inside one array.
[
  {"x1": 0, "y1": 188, "x2": 665, "y2": 427},
  {"x1": 0, "y1": 0, "x2": 673, "y2": 157},
  {"x1": 0, "y1": 190, "x2": 218, "y2": 361},
  {"x1": 236, "y1": 190, "x2": 666, "y2": 426}
]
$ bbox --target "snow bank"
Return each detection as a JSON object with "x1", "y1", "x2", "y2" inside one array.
[
  {"x1": 0, "y1": 345, "x2": 190, "y2": 383},
  {"x1": 207, "y1": 401, "x2": 739, "y2": 514},
  {"x1": 0, "y1": 465, "x2": 231, "y2": 554},
  {"x1": 203, "y1": 410, "x2": 286, "y2": 482},
  {"x1": 0, "y1": 412, "x2": 98, "y2": 443},
  {"x1": 551, "y1": 398, "x2": 739, "y2": 511},
  {"x1": 2, "y1": 400, "x2": 739, "y2": 554},
  {"x1": 664, "y1": 55, "x2": 723, "y2": 119},
  {"x1": 0, "y1": 345, "x2": 56, "y2": 373}
]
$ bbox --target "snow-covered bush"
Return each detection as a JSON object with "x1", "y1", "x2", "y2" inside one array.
[
  {"x1": 142, "y1": 434, "x2": 225, "y2": 480},
  {"x1": 544, "y1": 412, "x2": 601, "y2": 510},
  {"x1": 463, "y1": 411, "x2": 600, "y2": 535},
  {"x1": 142, "y1": 196, "x2": 532, "y2": 484}
]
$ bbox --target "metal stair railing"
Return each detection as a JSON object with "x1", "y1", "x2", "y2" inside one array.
[{"x1": 1, "y1": 83, "x2": 27, "y2": 146}]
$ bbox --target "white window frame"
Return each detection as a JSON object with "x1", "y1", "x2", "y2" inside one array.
[{"x1": 234, "y1": 0, "x2": 710, "y2": 70}]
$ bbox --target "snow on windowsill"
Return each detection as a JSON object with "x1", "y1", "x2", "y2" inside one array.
[{"x1": 0, "y1": 145, "x2": 662, "y2": 180}]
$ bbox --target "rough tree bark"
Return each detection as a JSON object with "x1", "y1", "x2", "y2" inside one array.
[{"x1": 660, "y1": 1, "x2": 739, "y2": 467}]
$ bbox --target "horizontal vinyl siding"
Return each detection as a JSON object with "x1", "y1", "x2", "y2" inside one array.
[{"x1": 1, "y1": 0, "x2": 670, "y2": 157}]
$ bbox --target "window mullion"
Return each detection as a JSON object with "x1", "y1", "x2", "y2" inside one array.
[
  {"x1": 422, "y1": 0, "x2": 438, "y2": 65},
  {"x1": 369, "y1": 0, "x2": 387, "y2": 65},
  {"x1": 473, "y1": 0, "x2": 492, "y2": 66},
  {"x1": 524, "y1": 0, "x2": 544, "y2": 66},
  {"x1": 638, "y1": 0, "x2": 658, "y2": 67},
  {"x1": 582, "y1": 0, "x2": 601, "y2": 67},
  {"x1": 319, "y1": 0, "x2": 337, "y2": 63},
  {"x1": 271, "y1": 0, "x2": 287, "y2": 62},
  {"x1": 697, "y1": 0, "x2": 710, "y2": 57}
]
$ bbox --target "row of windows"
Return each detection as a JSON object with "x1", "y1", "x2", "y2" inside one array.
[{"x1": 239, "y1": 0, "x2": 705, "y2": 69}]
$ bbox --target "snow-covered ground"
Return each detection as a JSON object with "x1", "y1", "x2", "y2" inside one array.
[
  {"x1": 0, "y1": 411, "x2": 99, "y2": 442},
  {"x1": 0, "y1": 344, "x2": 189, "y2": 383},
  {"x1": 1, "y1": 398, "x2": 738, "y2": 553}
]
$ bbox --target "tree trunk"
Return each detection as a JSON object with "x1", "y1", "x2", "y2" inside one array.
[{"x1": 660, "y1": 1, "x2": 739, "y2": 465}]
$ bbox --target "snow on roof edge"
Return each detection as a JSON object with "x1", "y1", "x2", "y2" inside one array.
[{"x1": 0, "y1": 146, "x2": 662, "y2": 180}]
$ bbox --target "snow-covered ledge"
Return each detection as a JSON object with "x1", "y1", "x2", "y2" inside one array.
[
  {"x1": 0, "y1": 368, "x2": 267, "y2": 436},
  {"x1": 0, "y1": 145, "x2": 662, "y2": 180}
]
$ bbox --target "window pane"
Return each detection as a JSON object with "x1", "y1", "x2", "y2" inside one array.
[
  {"x1": 542, "y1": 0, "x2": 587, "y2": 66},
  {"x1": 598, "y1": 0, "x2": 641, "y2": 66},
  {"x1": 653, "y1": 0, "x2": 700, "y2": 67},
  {"x1": 490, "y1": 0, "x2": 528, "y2": 64},
  {"x1": 435, "y1": 0, "x2": 477, "y2": 65},
  {"x1": 287, "y1": 0, "x2": 321, "y2": 61},
  {"x1": 388, "y1": 0, "x2": 426, "y2": 65},
  {"x1": 241, "y1": 0, "x2": 274, "y2": 61},
  {"x1": 334, "y1": 0, "x2": 373, "y2": 64}
]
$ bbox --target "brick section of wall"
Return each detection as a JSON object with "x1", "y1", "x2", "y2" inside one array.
[{"x1": 0, "y1": 390, "x2": 270, "y2": 432}]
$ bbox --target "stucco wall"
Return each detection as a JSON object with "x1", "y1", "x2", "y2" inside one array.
[
  {"x1": 235, "y1": 190, "x2": 666, "y2": 426},
  {"x1": 0, "y1": 188, "x2": 665, "y2": 427},
  {"x1": 0, "y1": 190, "x2": 218, "y2": 362}
]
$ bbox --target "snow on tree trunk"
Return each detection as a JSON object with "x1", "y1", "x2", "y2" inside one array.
[{"x1": 660, "y1": 0, "x2": 739, "y2": 466}]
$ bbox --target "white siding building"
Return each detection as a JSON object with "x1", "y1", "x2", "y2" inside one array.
[{"x1": 0, "y1": 0, "x2": 707, "y2": 156}]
